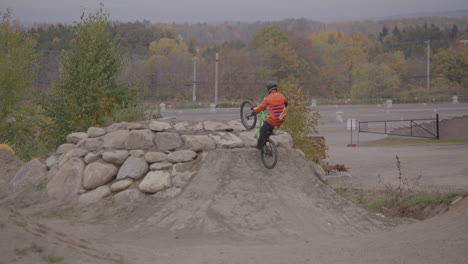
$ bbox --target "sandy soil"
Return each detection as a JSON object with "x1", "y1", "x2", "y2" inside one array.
[{"x1": 1, "y1": 147, "x2": 467, "y2": 264}]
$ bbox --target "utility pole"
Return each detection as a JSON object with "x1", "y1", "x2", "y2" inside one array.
[
  {"x1": 214, "y1": 52, "x2": 219, "y2": 106},
  {"x1": 192, "y1": 56, "x2": 197, "y2": 103},
  {"x1": 426, "y1": 40, "x2": 430, "y2": 90}
]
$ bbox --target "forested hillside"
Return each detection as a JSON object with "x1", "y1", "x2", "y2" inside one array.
[{"x1": 19, "y1": 16, "x2": 468, "y2": 103}]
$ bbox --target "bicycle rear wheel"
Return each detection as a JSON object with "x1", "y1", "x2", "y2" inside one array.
[
  {"x1": 261, "y1": 138, "x2": 278, "y2": 169},
  {"x1": 240, "y1": 100, "x2": 257, "y2": 130}
]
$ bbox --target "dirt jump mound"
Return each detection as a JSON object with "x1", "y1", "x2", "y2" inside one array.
[{"x1": 144, "y1": 148, "x2": 395, "y2": 241}]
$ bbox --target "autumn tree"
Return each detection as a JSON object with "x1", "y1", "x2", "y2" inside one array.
[
  {"x1": 250, "y1": 25, "x2": 306, "y2": 81},
  {"x1": 432, "y1": 45, "x2": 468, "y2": 92},
  {"x1": 41, "y1": 6, "x2": 134, "y2": 146},
  {"x1": 0, "y1": 9, "x2": 38, "y2": 121}
]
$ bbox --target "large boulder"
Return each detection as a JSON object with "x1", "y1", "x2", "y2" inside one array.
[
  {"x1": 110, "y1": 179, "x2": 134, "y2": 192},
  {"x1": 150, "y1": 162, "x2": 173, "y2": 171},
  {"x1": 10, "y1": 158, "x2": 48, "y2": 192},
  {"x1": 102, "y1": 150, "x2": 129, "y2": 165},
  {"x1": 45, "y1": 154, "x2": 61, "y2": 169},
  {"x1": 209, "y1": 132, "x2": 244, "y2": 148},
  {"x1": 148, "y1": 120, "x2": 172, "y2": 132},
  {"x1": 271, "y1": 131, "x2": 294, "y2": 148},
  {"x1": 144, "y1": 152, "x2": 168, "y2": 163},
  {"x1": 139, "y1": 171, "x2": 171, "y2": 193},
  {"x1": 83, "y1": 152, "x2": 100, "y2": 164},
  {"x1": 78, "y1": 186, "x2": 111, "y2": 204},
  {"x1": 106, "y1": 122, "x2": 145, "y2": 133},
  {"x1": 167, "y1": 150, "x2": 197, "y2": 163},
  {"x1": 154, "y1": 132, "x2": 183, "y2": 151},
  {"x1": 47, "y1": 157, "x2": 85, "y2": 200},
  {"x1": 174, "y1": 121, "x2": 189, "y2": 131},
  {"x1": 56, "y1": 143, "x2": 76, "y2": 154},
  {"x1": 116, "y1": 157, "x2": 149, "y2": 180},
  {"x1": 103, "y1": 130, "x2": 130, "y2": 149},
  {"x1": 57, "y1": 148, "x2": 89, "y2": 168},
  {"x1": 126, "y1": 129, "x2": 155, "y2": 150},
  {"x1": 181, "y1": 135, "x2": 216, "y2": 152},
  {"x1": 82, "y1": 160, "x2": 118, "y2": 190},
  {"x1": 228, "y1": 120, "x2": 246, "y2": 132},
  {"x1": 77, "y1": 138, "x2": 104, "y2": 151},
  {"x1": 66, "y1": 132, "x2": 88, "y2": 144},
  {"x1": 87, "y1": 127, "x2": 106, "y2": 138},
  {"x1": 203, "y1": 121, "x2": 231, "y2": 131},
  {"x1": 239, "y1": 131, "x2": 257, "y2": 148}
]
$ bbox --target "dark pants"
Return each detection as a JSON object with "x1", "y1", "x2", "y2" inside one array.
[{"x1": 257, "y1": 121, "x2": 274, "y2": 149}]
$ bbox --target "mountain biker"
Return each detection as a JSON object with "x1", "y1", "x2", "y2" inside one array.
[{"x1": 251, "y1": 81, "x2": 288, "y2": 150}]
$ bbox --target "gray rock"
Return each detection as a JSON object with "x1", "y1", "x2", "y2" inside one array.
[
  {"x1": 77, "y1": 138, "x2": 104, "y2": 151},
  {"x1": 154, "y1": 132, "x2": 183, "y2": 151},
  {"x1": 148, "y1": 120, "x2": 172, "y2": 132},
  {"x1": 203, "y1": 121, "x2": 231, "y2": 131},
  {"x1": 58, "y1": 148, "x2": 89, "y2": 168},
  {"x1": 106, "y1": 122, "x2": 146, "y2": 133},
  {"x1": 174, "y1": 121, "x2": 188, "y2": 131},
  {"x1": 10, "y1": 158, "x2": 48, "y2": 192},
  {"x1": 87, "y1": 127, "x2": 106, "y2": 138},
  {"x1": 102, "y1": 150, "x2": 129, "y2": 165},
  {"x1": 83, "y1": 152, "x2": 100, "y2": 164},
  {"x1": 103, "y1": 130, "x2": 130, "y2": 149},
  {"x1": 188, "y1": 122, "x2": 204, "y2": 132},
  {"x1": 56, "y1": 143, "x2": 76, "y2": 154},
  {"x1": 82, "y1": 161, "x2": 118, "y2": 190},
  {"x1": 181, "y1": 135, "x2": 216, "y2": 152},
  {"x1": 209, "y1": 132, "x2": 244, "y2": 148},
  {"x1": 110, "y1": 179, "x2": 134, "y2": 192},
  {"x1": 129, "y1": 150, "x2": 145, "y2": 158},
  {"x1": 271, "y1": 131, "x2": 293, "y2": 148},
  {"x1": 228, "y1": 120, "x2": 246, "y2": 132},
  {"x1": 149, "y1": 162, "x2": 173, "y2": 170},
  {"x1": 46, "y1": 154, "x2": 61, "y2": 169},
  {"x1": 145, "y1": 152, "x2": 168, "y2": 163},
  {"x1": 154, "y1": 187, "x2": 182, "y2": 199},
  {"x1": 239, "y1": 131, "x2": 257, "y2": 148},
  {"x1": 167, "y1": 150, "x2": 197, "y2": 163},
  {"x1": 78, "y1": 186, "x2": 111, "y2": 204},
  {"x1": 113, "y1": 189, "x2": 143, "y2": 204},
  {"x1": 47, "y1": 157, "x2": 85, "y2": 200},
  {"x1": 172, "y1": 171, "x2": 196, "y2": 188},
  {"x1": 116, "y1": 157, "x2": 149, "y2": 180},
  {"x1": 66, "y1": 132, "x2": 88, "y2": 144},
  {"x1": 126, "y1": 129, "x2": 155, "y2": 150},
  {"x1": 139, "y1": 171, "x2": 171, "y2": 193}
]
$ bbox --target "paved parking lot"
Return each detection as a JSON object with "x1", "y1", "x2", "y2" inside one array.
[
  {"x1": 161, "y1": 102, "x2": 468, "y2": 190},
  {"x1": 318, "y1": 103, "x2": 468, "y2": 190}
]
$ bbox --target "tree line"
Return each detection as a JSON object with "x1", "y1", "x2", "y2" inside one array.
[
  {"x1": 24, "y1": 14, "x2": 468, "y2": 104},
  {"x1": 1, "y1": 6, "x2": 468, "y2": 159}
]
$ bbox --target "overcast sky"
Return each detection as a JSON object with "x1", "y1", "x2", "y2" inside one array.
[{"x1": 2, "y1": 0, "x2": 468, "y2": 24}]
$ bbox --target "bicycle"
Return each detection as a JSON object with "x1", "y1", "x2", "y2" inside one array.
[{"x1": 240, "y1": 100, "x2": 278, "y2": 169}]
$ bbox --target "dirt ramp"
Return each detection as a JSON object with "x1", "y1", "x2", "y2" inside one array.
[{"x1": 147, "y1": 148, "x2": 396, "y2": 241}]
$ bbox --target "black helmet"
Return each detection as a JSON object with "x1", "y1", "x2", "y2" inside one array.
[{"x1": 266, "y1": 81, "x2": 278, "y2": 93}]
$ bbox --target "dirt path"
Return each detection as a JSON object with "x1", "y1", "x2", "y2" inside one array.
[{"x1": 1, "y1": 144, "x2": 467, "y2": 263}]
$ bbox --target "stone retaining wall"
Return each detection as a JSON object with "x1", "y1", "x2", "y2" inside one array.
[{"x1": 10, "y1": 119, "x2": 293, "y2": 205}]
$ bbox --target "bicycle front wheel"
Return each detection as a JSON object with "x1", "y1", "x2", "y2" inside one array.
[
  {"x1": 261, "y1": 138, "x2": 278, "y2": 169},
  {"x1": 240, "y1": 100, "x2": 257, "y2": 130}
]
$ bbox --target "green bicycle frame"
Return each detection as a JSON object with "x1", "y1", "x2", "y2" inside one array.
[{"x1": 257, "y1": 111, "x2": 266, "y2": 138}]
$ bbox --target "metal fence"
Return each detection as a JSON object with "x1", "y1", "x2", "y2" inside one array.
[{"x1": 358, "y1": 114, "x2": 439, "y2": 139}]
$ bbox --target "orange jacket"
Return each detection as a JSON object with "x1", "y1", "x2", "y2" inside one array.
[{"x1": 253, "y1": 91, "x2": 288, "y2": 127}]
